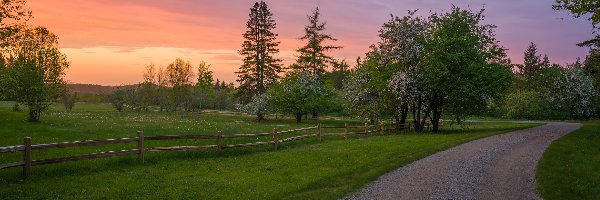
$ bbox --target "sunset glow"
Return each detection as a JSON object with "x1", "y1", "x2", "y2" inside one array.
[{"x1": 28, "y1": 0, "x2": 593, "y2": 85}]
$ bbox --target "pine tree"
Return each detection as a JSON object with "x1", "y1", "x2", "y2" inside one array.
[
  {"x1": 520, "y1": 42, "x2": 543, "y2": 78},
  {"x1": 237, "y1": 1, "x2": 282, "y2": 104},
  {"x1": 294, "y1": 7, "x2": 341, "y2": 76}
]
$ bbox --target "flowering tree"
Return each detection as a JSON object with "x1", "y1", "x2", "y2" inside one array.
[
  {"x1": 269, "y1": 72, "x2": 332, "y2": 123},
  {"x1": 379, "y1": 11, "x2": 428, "y2": 130},
  {"x1": 342, "y1": 50, "x2": 397, "y2": 124},
  {"x1": 240, "y1": 93, "x2": 270, "y2": 121},
  {"x1": 548, "y1": 64, "x2": 598, "y2": 119}
]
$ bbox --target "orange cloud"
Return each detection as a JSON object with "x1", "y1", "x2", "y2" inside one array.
[{"x1": 26, "y1": 0, "x2": 591, "y2": 85}]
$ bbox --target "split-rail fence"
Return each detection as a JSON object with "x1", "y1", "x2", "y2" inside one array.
[{"x1": 0, "y1": 120, "x2": 441, "y2": 178}]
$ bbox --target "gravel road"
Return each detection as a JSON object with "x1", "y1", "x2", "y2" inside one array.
[{"x1": 345, "y1": 122, "x2": 581, "y2": 200}]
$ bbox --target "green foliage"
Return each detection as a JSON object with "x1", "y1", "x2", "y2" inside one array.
[
  {"x1": 196, "y1": 61, "x2": 214, "y2": 90},
  {"x1": 584, "y1": 49, "x2": 600, "y2": 93},
  {"x1": 537, "y1": 121, "x2": 600, "y2": 200},
  {"x1": 2, "y1": 26, "x2": 69, "y2": 122},
  {"x1": 553, "y1": 0, "x2": 600, "y2": 29},
  {"x1": 61, "y1": 91, "x2": 78, "y2": 112},
  {"x1": 419, "y1": 7, "x2": 512, "y2": 125},
  {"x1": 508, "y1": 43, "x2": 598, "y2": 120},
  {"x1": 109, "y1": 89, "x2": 126, "y2": 112},
  {"x1": 324, "y1": 59, "x2": 350, "y2": 91},
  {"x1": 503, "y1": 90, "x2": 543, "y2": 119},
  {"x1": 269, "y1": 72, "x2": 334, "y2": 123},
  {"x1": 294, "y1": 7, "x2": 341, "y2": 76},
  {"x1": 166, "y1": 58, "x2": 194, "y2": 111},
  {"x1": 344, "y1": 51, "x2": 398, "y2": 122}
]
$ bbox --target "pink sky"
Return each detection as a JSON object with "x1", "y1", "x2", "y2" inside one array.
[{"x1": 28, "y1": 0, "x2": 594, "y2": 86}]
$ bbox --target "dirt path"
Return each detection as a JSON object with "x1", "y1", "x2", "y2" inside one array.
[{"x1": 346, "y1": 122, "x2": 581, "y2": 200}]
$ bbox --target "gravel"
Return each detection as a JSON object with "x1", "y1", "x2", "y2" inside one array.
[{"x1": 344, "y1": 122, "x2": 581, "y2": 200}]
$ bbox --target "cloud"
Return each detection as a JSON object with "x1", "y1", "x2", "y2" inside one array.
[{"x1": 29, "y1": 0, "x2": 595, "y2": 85}]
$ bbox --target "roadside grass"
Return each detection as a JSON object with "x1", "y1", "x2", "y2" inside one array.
[
  {"x1": 0, "y1": 102, "x2": 539, "y2": 199},
  {"x1": 537, "y1": 120, "x2": 600, "y2": 200}
]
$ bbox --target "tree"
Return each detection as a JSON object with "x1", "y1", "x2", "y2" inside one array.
[
  {"x1": 379, "y1": 11, "x2": 428, "y2": 130},
  {"x1": 517, "y1": 43, "x2": 552, "y2": 90},
  {"x1": 419, "y1": 7, "x2": 512, "y2": 131},
  {"x1": 548, "y1": 63, "x2": 598, "y2": 119},
  {"x1": 2, "y1": 26, "x2": 69, "y2": 122},
  {"x1": 326, "y1": 59, "x2": 350, "y2": 90},
  {"x1": 583, "y1": 47, "x2": 600, "y2": 93},
  {"x1": 0, "y1": 0, "x2": 31, "y2": 27},
  {"x1": 1, "y1": 0, "x2": 31, "y2": 100},
  {"x1": 237, "y1": 1, "x2": 282, "y2": 109},
  {"x1": 62, "y1": 91, "x2": 78, "y2": 112},
  {"x1": 138, "y1": 63, "x2": 157, "y2": 111},
  {"x1": 240, "y1": 93, "x2": 270, "y2": 121},
  {"x1": 196, "y1": 61, "x2": 213, "y2": 90},
  {"x1": 166, "y1": 58, "x2": 194, "y2": 111},
  {"x1": 155, "y1": 65, "x2": 169, "y2": 111},
  {"x1": 270, "y1": 72, "x2": 332, "y2": 123},
  {"x1": 0, "y1": 0, "x2": 31, "y2": 48},
  {"x1": 553, "y1": 0, "x2": 600, "y2": 29},
  {"x1": 293, "y1": 7, "x2": 341, "y2": 75},
  {"x1": 504, "y1": 90, "x2": 544, "y2": 119},
  {"x1": 109, "y1": 88, "x2": 126, "y2": 112}
]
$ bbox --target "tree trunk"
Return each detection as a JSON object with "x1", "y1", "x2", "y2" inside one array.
[
  {"x1": 295, "y1": 112, "x2": 302, "y2": 123},
  {"x1": 394, "y1": 115, "x2": 400, "y2": 130},
  {"x1": 257, "y1": 113, "x2": 265, "y2": 122},
  {"x1": 399, "y1": 105, "x2": 408, "y2": 130},
  {"x1": 28, "y1": 109, "x2": 41, "y2": 122},
  {"x1": 432, "y1": 108, "x2": 441, "y2": 132}
]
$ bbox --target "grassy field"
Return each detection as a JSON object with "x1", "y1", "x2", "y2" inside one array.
[
  {"x1": 537, "y1": 120, "x2": 600, "y2": 200},
  {"x1": 0, "y1": 102, "x2": 538, "y2": 199}
]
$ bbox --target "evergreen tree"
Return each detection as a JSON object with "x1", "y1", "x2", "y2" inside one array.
[
  {"x1": 294, "y1": 7, "x2": 341, "y2": 75},
  {"x1": 237, "y1": 1, "x2": 282, "y2": 106},
  {"x1": 520, "y1": 43, "x2": 544, "y2": 78},
  {"x1": 518, "y1": 42, "x2": 552, "y2": 90}
]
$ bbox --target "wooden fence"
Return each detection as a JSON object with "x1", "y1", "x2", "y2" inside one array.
[{"x1": 0, "y1": 121, "x2": 419, "y2": 178}]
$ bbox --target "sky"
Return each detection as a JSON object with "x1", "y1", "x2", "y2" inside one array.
[{"x1": 27, "y1": 0, "x2": 595, "y2": 86}]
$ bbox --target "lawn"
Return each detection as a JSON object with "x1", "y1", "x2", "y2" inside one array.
[
  {"x1": 0, "y1": 102, "x2": 538, "y2": 199},
  {"x1": 537, "y1": 120, "x2": 600, "y2": 200}
]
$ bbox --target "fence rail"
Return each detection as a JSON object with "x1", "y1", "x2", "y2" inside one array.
[{"x1": 0, "y1": 121, "x2": 424, "y2": 178}]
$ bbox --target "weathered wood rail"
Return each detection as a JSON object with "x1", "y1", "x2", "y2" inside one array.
[{"x1": 0, "y1": 121, "x2": 419, "y2": 178}]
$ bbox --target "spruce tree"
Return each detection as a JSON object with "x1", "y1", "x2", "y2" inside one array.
[
  {"x1": 237, "y1": 1, "x2": 282, "y2": 103},
  {"x1": 520, "y1": 42, "x2": 543, "y2": 78},
  {"x1": 294, "y1": 7, "x2": 341, "y2": 76}
]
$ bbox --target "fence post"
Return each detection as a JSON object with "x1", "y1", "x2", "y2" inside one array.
[
  {"x1": 216, "y1": 131, "x2": 223, "y2": 152},
  {"x1": 344, "y1": 123, "x2": 348, "y2": 139},
  {"x1": 272, "y1": 128, "x2": 278, "y2": 151},
  {"x1": 380, "y1": 122, "x2": 384, "y2": 135},
  {"x1": 317, "y1": 124, "x2": 321, "y2": 141},
  {"x1": 364, "y1": 123, "x2": 368, "y2": 136},
  {"x1": 137, "y1": 131, "x2": 144, "y2": 164},
  {"x1": 23, "y1": 137, "x2": 32, "y2": 178}
]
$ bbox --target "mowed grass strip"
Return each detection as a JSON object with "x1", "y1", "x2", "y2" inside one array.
[
  {"x1": 537, "y1": 120, "x2": 600, "y2": 200},
  {"x1": 0, "y1": 102, "x2": 538, "y2": 199}
]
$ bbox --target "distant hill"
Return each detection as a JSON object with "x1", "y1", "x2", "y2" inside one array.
[{"x1": 67, "y1": 84, "x2": 137, "y2": 94}]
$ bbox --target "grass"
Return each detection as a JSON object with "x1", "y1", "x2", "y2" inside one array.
[
  {"x1": 0, "y1": 101, "x2": 539, "y2": 199},
  {"x1": 537, "y1": 120, "x2": 600, "y2": 200}
]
